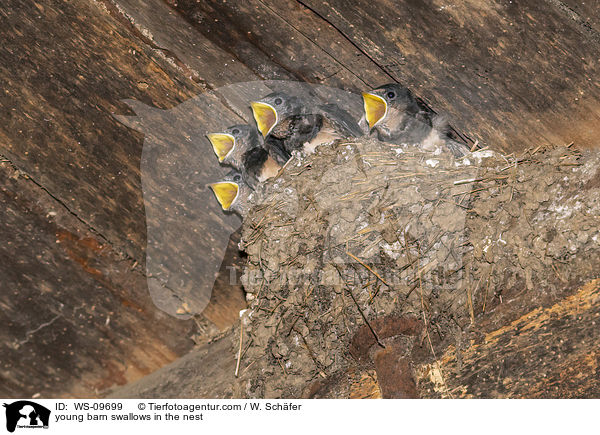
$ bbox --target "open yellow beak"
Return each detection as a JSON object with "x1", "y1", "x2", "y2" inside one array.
[
  {"x1": 362, "y1": 92, "x2": 388, "y2": 129},
  {"x1": 209, "y1": 182, "x2": 239, "y2": 211},
  {"x1": 251, "y1": 101, "x2": 277, "y2": 137},
  {"x1": 207, "y1": 133, "x2": 235, "y2": 162}
]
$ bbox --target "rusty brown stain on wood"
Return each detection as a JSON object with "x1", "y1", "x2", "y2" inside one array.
[
  {"x1": 56, "y1": 229, "x2": 105, "y2": 276},
  {"x1": 349, "y1": 315, "x2": 422, "y2": 398},
  {"x1": 0, "y1": 133, "x2": 195, "y2": 398},
  {"x1": 349, "y1": 315, "x2": 421, "y2": 361},
  {"x1": 374, "y1": 346, "x2": 419, "y2": 399},
  {"x1": 55, "y1": 228, "x2": 150, "y2": 314}
]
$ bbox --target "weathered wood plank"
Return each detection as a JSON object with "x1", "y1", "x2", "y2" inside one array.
[
  {"x1": 107, "y1": 336, "x2": 237, "y2": 398},
  {"x1": 1, "y1": 0, "x2": 252, "y2": 316},
  {"x1": 0, "y1": 160, "x2": 195, "y2": 398},
  {"x1": 0, "y1": 0, "x2": 248, "y2": 396},
  {"x1": 560, "y1": 0, "x2": 600, "y2": 35},
  {"x1": 110, "y1": 0, "x2": 261, "y2": 87},
  {"x1": 170, "y1": 0, "x2": 390, "y2": 90},
  {"x1": 300, "y1": 0, "x2": 600, "y2": 151},
  {"x1": 417, "y1": 279, "x2": 600, "y2": 398},
  {"x1": 0, "y1": 0, "x2": 201, "y2": 261}
]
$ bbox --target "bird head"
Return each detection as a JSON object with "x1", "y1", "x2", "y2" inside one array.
[
  {"x1": 209, "y1": 170, "x2": 252, "y2": 217},
  {"x1": 207, "y1": 125, "x2": 260, "y2": 168},
  {"x1": 251, "y1": 92, "x2": 302, "y2": 137},
  {"x1": 206, "y1": 132, "x2": 235, "y2": 163},
  {"x1": 362, "y1": 84, "x2": 418, "y2": 130}
]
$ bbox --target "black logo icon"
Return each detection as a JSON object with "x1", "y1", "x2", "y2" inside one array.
[{"x1": 3, "y1": 401, "x2": 50, "y2": 433}]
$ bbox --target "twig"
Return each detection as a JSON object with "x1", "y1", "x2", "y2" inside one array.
[
  {"x1": 453, "y1": 178, "x2": 480, "y2": 185},
  {"x1": 482, "y1": 264, "x2": 494, "y2": 315},
  {"x1": 276, "y1": 357, "x2": 288, "y2": 375},
  {"x1": 530, "y1": 145, "x2": 542, "y2": 155},
  {"x1": 235, "y1": 322, "x2": 244, "y2": 377},
  {"x1": 551, "y1": 263, "x2": 568, "y2": 283},
  {"x1": 336, "y1": 266, "x2": 385, "y2": 349},
  {"x1": 346, "y1": 251, "x2": 391, "y2": 287}
]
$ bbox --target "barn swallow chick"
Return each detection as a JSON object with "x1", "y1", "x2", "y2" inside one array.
[
  {"x1": 251, "y1": 92, "x2": 320, "y2": 156},
  {"x1": 208, "y1": 170, "x2": 252, "y2": 218},
  {"x1": 207, "y1": 124, "x2": 260, "y2": 166},
  {"x1": 251, "y1": 92, "x2": 361, "y2": 156},
  {"x1": 305, "y1": 103, "x2": 363, "y2": 153},
  {"x1": 362, "y1": 84, "x2": 469, "y2": 157},
  {"x1": 241, "y1": 145, "x2": 282, "y2": 189},
  {"x1": 207, "y1": 125, "x2": 281, "y2": 188}
]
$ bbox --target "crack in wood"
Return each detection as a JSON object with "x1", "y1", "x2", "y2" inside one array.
[
  {"x1": 256, "y1": 0, "x2": 372, "y2": 87},
  {"x1": 12, "y1": 313, "x2": 63, "y2": 349},
  {"x1": 545, "y1": 0, "x2": 600, "y2": 43},
  {"x1": 294, "y1": 0, "x2": 396, "y2": 82},
  {"x1": 96, "y1": 0, "x2": 209, "y2": 87},
  {"x1": 0, "y1": 152, "x2": 187, "y2": 305}
]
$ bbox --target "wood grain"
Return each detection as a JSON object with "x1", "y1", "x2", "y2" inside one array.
[
  {"x1": 4, "y1": 0, "x2": 600, "y2": 397},
  {"x1": 0, "y1": 160, "x2": 195, "y2": 398},
  {"x1": 299, "y1": 0, "x2": 600, "y2": 151},
  {"x1": 417, "y1": 279, "x2": 600, "y2": 398}
]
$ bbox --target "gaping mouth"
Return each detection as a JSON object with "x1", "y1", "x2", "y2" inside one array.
[
  {"x1": 207, "y1": 133, "x2": 235, "y2": 162},
  {"x1": 209, "y1": 182, "x2": 239, "y2": 210},
  {"x1": 362, "y1": 92, "x2": 388, "y2": 129},
  {"x1": 251, "y1": 101, "x2": 278, "y2": 137}
]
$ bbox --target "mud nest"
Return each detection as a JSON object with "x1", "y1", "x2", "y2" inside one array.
[{"x1": 233, "y1": 138, "x2": 600, "y2": 398}]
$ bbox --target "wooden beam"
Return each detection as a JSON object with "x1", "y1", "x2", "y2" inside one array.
[
  {"x1": 0, "y1": 0, "x2": 246, "y2": 396},
  {"x1": 299, "y1": 0, "x2": 600, "y2": 151},
  {"x1": 168, "y1": 0, "x2": 391, "y2": 90},
  {"x1": 0, "y1": 160, "x2": 195, "y2": 398},
  {"x1": 417, "y1": 279, "x2": 600, "y2": 398}
]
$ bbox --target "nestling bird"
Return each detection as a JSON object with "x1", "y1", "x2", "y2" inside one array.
[
  {"x1": 309, "y1": 102, "x2": 364, "y2": 152},
  {"x1": 208, "y1": 169, "x2": 253, "y2": 218},
  {"x1": 362, "y1": 83, "x2": 469, "y2": 157},
  {"x1": 207, "y1": 124, "x2": 281, "y2": 188},
  {"x1": 251, "y1": 92, "x2": 362, "y2": 157}
]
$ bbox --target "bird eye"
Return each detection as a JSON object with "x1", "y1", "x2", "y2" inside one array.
[
  {"x1": 386, "y1": 91, "x2": 396, "y2": 100},
  {"x1": 231, "y1": 128, "x2": 240, "y2": 135},
  {"x1": 233, "y1": 174, "x2": 242, "y2": 182},
  {"x1": 274, "y1": 97, "x2": 283, "y2": 105}
]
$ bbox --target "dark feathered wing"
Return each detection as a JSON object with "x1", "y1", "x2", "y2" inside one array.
[{"x1": 317, "y1": 103, "x2": 363, "y2": 138}]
